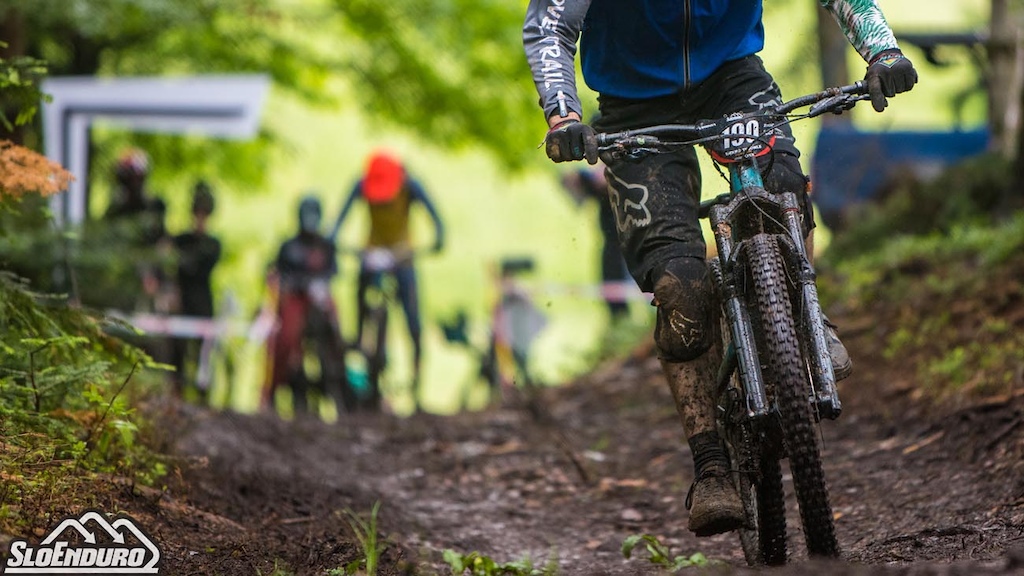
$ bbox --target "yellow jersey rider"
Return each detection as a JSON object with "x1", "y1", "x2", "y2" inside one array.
[{"x1": 329, "y1": 151, "x2": 445, "y2": 406}]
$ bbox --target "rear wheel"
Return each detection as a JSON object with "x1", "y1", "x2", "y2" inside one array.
[
  {"x1": 755, "y1": 454, "x2": 787, "y2": 565},
  {"x1": 747, "y1": 234, "x2": 839, "y2": 558},
  {"x1": 316, "y1": 325, "x2": 352, "y2": 415},
  {"x1": 720, "y1": 381, "x2": 787, "y2": 566}
]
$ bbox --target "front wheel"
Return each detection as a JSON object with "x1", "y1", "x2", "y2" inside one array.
[{"x1": 747, "y1": 234, "x2": 839, "y2": 558}]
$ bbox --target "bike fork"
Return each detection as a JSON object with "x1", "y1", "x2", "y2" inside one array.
[
  {"x1": 709, "y1": 257, "x2": 770, "y2": 418},
  {"x1": 776, "y1": 194, "x2": 842, "y2": 420}
]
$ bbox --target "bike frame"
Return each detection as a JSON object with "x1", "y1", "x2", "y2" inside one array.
[{"x1": 347, "y1": 246, "x2": 424, "y2": 410}]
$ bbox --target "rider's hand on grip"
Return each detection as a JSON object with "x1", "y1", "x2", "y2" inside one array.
[
  {"x1": 865, "y1": 49, "x2": 918, "y2": 112},
  {"x1": 545, "y1": 119, "x2": 598, "y2": 164}
]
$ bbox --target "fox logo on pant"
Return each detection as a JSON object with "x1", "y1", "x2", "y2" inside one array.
[
  {"x1": 2, "y1": 510, "x2": 161, "y2": 575},
  {"x1": 606, "y1": 169, "x2": 652, "y2": 233}
]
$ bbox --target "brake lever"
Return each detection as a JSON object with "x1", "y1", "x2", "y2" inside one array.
[
  {"x1": 598, "y1": 134, "x2": 664, "y2": 163},
  {"x1": 808, "y1": 94, "x2": 847, "y2": 118},
  {"x1": 598, "y1": 147, "x2": 660, "y2": 163},
  {"x1": 808, "y1": 93, "x2": 868, "y2": 118}
]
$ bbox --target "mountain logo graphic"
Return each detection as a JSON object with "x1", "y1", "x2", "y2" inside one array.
[{"x1": 2, "y1": 509, "x2": 161, "y2": 574}]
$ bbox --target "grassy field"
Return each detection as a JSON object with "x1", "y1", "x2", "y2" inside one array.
[{"x1": 123, "y1": 0, "x2": 989, "y2": 415}]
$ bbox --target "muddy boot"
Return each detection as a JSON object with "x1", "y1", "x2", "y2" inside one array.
[
  {"x1": 686, "y1": 431, "x2": 745, "y2": 537},
  {"x1": 822, "y1": 313, "x2": 852, "y2": 381}
]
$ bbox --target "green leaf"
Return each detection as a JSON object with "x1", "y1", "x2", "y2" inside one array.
[{"x1": 621, "y1": 534, "x2": 643, "y2": 559}]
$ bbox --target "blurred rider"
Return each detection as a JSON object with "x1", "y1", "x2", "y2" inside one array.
[
  {"x1": 329, "y1": 150, "x2": 444, "y2": 409},
  {"x1": 271, "y1": 195, "x2": 339, "y2": 413}
]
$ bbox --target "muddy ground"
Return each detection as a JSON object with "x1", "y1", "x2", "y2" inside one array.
[{"x1": 106, "y1": 301, "x2": 1024, "y2": 576}]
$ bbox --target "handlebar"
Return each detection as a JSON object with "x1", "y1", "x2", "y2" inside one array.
[
  {"x1": 337, "y1": 246, "x2": 425, "y2": 273},
  {"x1": 775, "y1": 81, "x2": 867, "y2": 115},
  {"x1": 596, "y1": 82, "x2": 869, "y2": 149}
]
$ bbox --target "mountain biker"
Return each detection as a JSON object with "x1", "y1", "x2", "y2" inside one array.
[
  {"x1": 524, "y1": 0, "x2": 917, "y2": 537},
  {"x1": 271, "y1": 195, "x2": 340, "y2": 414},
  {"x1": 170, "y1": 180, "x2": 222, "y2": 401},
  {"x1": 328, "y1": 150, "x2": 445, "y2": 409}
]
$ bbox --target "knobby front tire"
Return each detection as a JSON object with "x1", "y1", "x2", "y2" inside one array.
[{"x1": 747, "y1": 233, "x2": 840, "y2": 559}]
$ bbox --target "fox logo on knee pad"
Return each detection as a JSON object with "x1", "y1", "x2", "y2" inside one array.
[{"x1": 653, "y1": 258, "x2": 713, "y2": 362}]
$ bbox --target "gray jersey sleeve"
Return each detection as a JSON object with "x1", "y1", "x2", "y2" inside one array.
[{"x1": 523, "y1": 0, "x2": 592, "y2": 122}]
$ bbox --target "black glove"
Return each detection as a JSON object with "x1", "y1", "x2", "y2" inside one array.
[
  {"x1": 545, "y1": 119, "x2": 598, "y2": 164},
  {"x1": 865, "y1": 49, "x2": 918, "y2": 112}
]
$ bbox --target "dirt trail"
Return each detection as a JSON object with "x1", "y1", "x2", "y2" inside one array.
[{"x1": 143, "y1": 325, "x2": 1024, "y2": 575}]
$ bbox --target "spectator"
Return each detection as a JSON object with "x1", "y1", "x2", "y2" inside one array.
[
  {"x1": 170, "y1": 180, "x2": 222, "y2": 401},
  {"x1": 104, "y1": 148, "x2": 171, "y2": 313}
]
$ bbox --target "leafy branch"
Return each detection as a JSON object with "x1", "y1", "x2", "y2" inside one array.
[
  {"x1": 621, "y1": 534, "x2": 711, "y2": 572},
  {"x1": 0, "y1": 41, "x2": 49, "y2": 131}
]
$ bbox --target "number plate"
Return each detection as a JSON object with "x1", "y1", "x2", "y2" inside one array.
[{"x1": 708, "y1": 116, "x2": 775, "y2": 164}]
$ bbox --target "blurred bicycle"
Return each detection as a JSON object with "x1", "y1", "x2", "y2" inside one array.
[{"x1": 442, "y1": 257, "x2": 548, "y2": 409}]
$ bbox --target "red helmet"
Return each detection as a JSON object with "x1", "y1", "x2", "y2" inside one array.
[{"x1": 362, "y1": 150, "x2": 404, "y2": 204}]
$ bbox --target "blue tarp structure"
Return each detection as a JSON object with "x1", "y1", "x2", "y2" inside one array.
[{"x1": 810, "y1": 126, "x2": 989, "y2": 229}]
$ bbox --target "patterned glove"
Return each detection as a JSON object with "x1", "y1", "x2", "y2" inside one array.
[
  {"x1": 545, "y1": 119, "x2": 598, "y2": 164},
  {"x1": 865, "y1": 49, "x2": 918, "y2": 112}
]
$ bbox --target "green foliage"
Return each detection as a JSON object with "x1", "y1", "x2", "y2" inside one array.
[
  {"x1": 338, "y1": 500, "x2": 385, "y2": 576},
  {"x1": 0, "y1": 43, "x2": 49, "y2": 131},
  {"x1": 441, "y1": 549, "x2": 558, "y2": 576},
  {"x1": 332, "y1": 0, "x2": 543, "y2": 169},
  {"x1": 591, "y1": 313, "x2": 655, "y2": 365},
  {"x1": 621, "y1": 534, "x2": 710, "y2": 572},
  {"x1": 0, "y1": 194, "x2": 174, "y2": 311},
  {"x1": 7, "y1": 0, "x2": 543, "y2": 173},
  {"x1": 818, "y1": 154, "x2": 1024, "y2": 401},
  {"x1": 0, "y1": 270, "x2": 159, "y2": 456},
  {"x1": 0, "y1": 266, "x2": 167, "y2": 535},
  {"x1": 819, "y1": 213, "x2": 1024, "y2": 399},
  {"x1": 820, "y1": 211, "x2": 1024, "y2": 306}
]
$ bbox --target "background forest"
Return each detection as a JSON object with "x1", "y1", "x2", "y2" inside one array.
[{"x1": 0, "y1": 0, "x2": 1006, "y2": 413}]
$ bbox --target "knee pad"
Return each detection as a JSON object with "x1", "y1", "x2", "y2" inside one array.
[{"x1": 653, "y1": 257, "x2": 713, "y2": 362}]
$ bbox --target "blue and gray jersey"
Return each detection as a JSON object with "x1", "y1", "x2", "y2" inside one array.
[{"x1": 523, "y1": 0, "x2": 901, "y2": 121}]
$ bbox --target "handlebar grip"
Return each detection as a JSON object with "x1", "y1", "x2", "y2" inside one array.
[{"x1": 841, "y1": 81, "x2": 868, "y2": 95}]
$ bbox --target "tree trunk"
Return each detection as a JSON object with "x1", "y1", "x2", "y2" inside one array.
[
  {"x1": 817, "y1": 6, "x2": 851, "y2": 126},
  {"x1": 1, "y1": 7, "x2": 29, "y2": 145},
  {"x1": 990, "y1": 0, "x2": 1024, "y2": 157}
]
